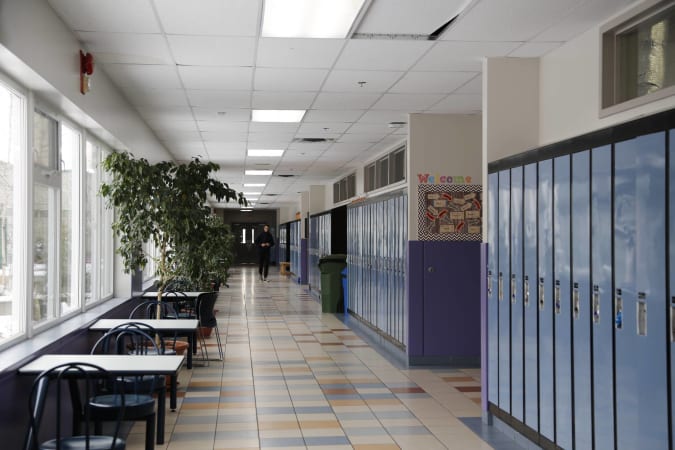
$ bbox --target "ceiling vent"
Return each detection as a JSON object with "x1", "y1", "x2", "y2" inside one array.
[
  {"x1": 264, "y1": 193, "x2": 279, "y2": 196},
  {"x1": 292, "y1": 137, "x2": 336, "y2": 143},
  {"x1": 277, "y1": 174, "x2": 296, "y2": 178}
]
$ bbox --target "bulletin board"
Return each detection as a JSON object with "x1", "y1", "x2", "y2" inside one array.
[{"x1": 418, "y1": 184, "x2": 482, "y2": 241}]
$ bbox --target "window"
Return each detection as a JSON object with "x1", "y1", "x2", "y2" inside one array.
[
  {"x1": 364, "y1": 145, "x2": 406, "y2": 193},
  {"x1": 332, "y1": 172, "x2": 356, "y2": 203},
  {"x1": 602, "y1": 1, "x2": 675, "y2": 111},
  {"x1": 0, "y1": 81, "x2": 24, "y2": 344},
  {"x1": 99, "y1": 149, "x2": 114, "y2": 299}
]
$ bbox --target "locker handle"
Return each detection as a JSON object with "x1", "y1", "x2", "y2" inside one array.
[
  {"x1": 487, "y1": 271, "x2": 493, "y2": 297},
  {"x1": 510, "y1": 274, "x2": 516, "y2": 304},
  {"x1": 554, "y1": 280, "x2": 561, "y2": 315},
  {"x1": 592, "y1": 285, "x2": 600, "y2": 324},
  {"x1": 637, "y1": 295, "x2": 647, "y2": 337},
  {"x1": 572, "y1": 282, "x2": 580, "y2": 320},
  {"x1": 498, "y1": 272, "x2": 503, "y2": 301},
  {"x1": 538, "y1": 277, "x2": 545, "y2": 311},
  {"x1": 524, "y1": 276, "x2": 530, "y2": 307},
  {"x1": 671, "y1": 297, "x2": 675, "y2": 343},
  {"x1": 615, "y1": 289, "x2": 623, "y2": 329}
]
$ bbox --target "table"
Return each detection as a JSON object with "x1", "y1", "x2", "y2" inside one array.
[
  {"x1": 139, "y1": 291, "x2": 205, "y2": 299},
  {"x1": 20, "y1": 354, "x2": 184, "y2": 449},
  {"x1": 90, "y1": 319, "x2": 199, "y2": 370}
]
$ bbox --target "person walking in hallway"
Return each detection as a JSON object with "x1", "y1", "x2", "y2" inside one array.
[{"x1": 255, "y1": 224, "x2": 275, "y2": 281}]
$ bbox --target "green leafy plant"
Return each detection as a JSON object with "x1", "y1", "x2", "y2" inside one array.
[{"x1": 99, "y1": 152, "x2": 245, "y2": 305}]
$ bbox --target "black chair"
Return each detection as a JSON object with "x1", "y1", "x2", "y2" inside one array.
[
  {"x1": 90, "y1": 326, "x2": 161, "y2": 450},
  {"x1": 196, "y1": 292, "x2": 223, "y2": 362},
  {"x1": 26, "y1": 362, "x2": 126, "y2": 450}
]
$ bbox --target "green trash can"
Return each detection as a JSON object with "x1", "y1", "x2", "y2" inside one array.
[{"x1": 318, "y1": 254, "x2": 347, "y2": 313}]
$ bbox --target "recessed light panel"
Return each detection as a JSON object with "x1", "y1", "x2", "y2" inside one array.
[
  {"x1": 248, "y1": 149, "x2": 285, "y2": 157},
  {"x1": 244, "y1": 183, "x2": 266, "y2": 187},
  {"x1": 245, "y1": 170, "x2": 273, "y2": 176},
  {"x1": 252, "y1": 110, "x2": 306, "y2": 123},
  {"x1": 262, "y1": 0, "x2": 366, "y2": 38}
]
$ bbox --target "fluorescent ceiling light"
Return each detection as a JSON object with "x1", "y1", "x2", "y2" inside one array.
[
  {"x1": 243, "y1": 192, "x2": 262, "y2": 196},
  {"x1": 245, "y1": 170, "x2": 273, "y2": 176},
  {"x1": 262, "y1": 0, "x2": 366, "y2": 38},
  {"x1": 240, "y1": 209, "x2": 253, "y2": 212},
  {"x1": 252, "y1": 110, "x2": 305, "y2": 123},
  {"x1": 248, "y1": 149, "x2": 285, "y2": 157},
  {"x1": 244, "y1": 183, "x2": 266, "y2": 187}
]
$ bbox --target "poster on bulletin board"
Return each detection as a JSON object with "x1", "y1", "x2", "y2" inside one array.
[{"x1": 418, "y1": 184, "x2": 482, "y2": 241}]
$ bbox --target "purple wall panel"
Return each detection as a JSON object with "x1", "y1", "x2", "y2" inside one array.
[
  {"x1": 407, "y1": 241, "x2": 425, "y2": 357},
  {"x1": 480, "y1": 243, "x2": 488, "y2": 413},
  {"x1": 300, "y1": 238, "x2": 308, "y2": 284}
]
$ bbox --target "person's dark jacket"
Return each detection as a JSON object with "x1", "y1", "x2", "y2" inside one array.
[{"x1": 255, "y1": 230, "x2": 275, "y2": 254}]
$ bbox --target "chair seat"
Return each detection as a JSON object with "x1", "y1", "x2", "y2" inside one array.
[
  {"x1": 90, "y1": 394, "x2": 156, "y2": 420},
  {"x1": 41, "y1": 435, "x2": 126, "y2": 450}
]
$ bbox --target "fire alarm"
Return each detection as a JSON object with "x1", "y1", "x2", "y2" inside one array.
[{"x1": 80, "y1": 50, "x2": 94, "y2": 94}]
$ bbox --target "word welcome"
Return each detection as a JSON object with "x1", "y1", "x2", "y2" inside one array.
[{"x1": 417, "y1": 173, "x2": 473, "y2": 184}]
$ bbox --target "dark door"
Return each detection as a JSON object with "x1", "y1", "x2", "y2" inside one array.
[{"x1": 232, "y1": 223, "x2": 260, "y2": 264}]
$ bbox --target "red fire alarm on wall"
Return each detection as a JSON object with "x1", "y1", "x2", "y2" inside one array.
[{"x1": 80, "y1": 50, "x2": 94, "y2": 94}]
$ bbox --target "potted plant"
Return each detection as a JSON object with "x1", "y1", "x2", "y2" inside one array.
[{"x1": 99, "y1": 151, "x2": 245, "y2": 315}]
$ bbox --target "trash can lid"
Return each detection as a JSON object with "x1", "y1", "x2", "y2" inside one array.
[{"x1": 318, "y1": 254, "x2": 347, "y2": 262}]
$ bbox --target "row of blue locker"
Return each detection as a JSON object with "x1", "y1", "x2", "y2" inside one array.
[
  {"x1": 309, "y1": 214, "x2": 332, "y2": 293},
  {"x1": 347, "y1": 194, "x2": 407, "y2": 346},
  {"x1": 487, "y1": 130, "x2": 674, "y2": 449}
]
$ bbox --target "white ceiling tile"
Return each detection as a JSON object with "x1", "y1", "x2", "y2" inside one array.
[
  {"x1": 313, "y1": 92, "x2": 381, "y2": 109},
  {"x1": 121, "y1": 88, "x2": 189, "y2": 107},
  {"x1": 358, "y1": 110, "x2": 409, "y2": 124},
  {"x1": 77, "y1": 32, "x2": 172, "y2": 64},
  {"x1": 509, "y1": 42, "x2": 563, "y2": 57},
  {"x1": 48, "y1": 0, "x2": 160, "y2": 33},
  {"x1": 252, "y1": 92, "x2": 317, "y2": 109},
  {"x1": 390, "y1": 71, "x2": 477, "y2": 94},
  {"x1": 205, "y1": 142, "x2": 247, "y2": 154},
  {"x1": 147, "y1": 120, "x2": 198, "y2": 131},
  {"x1": 322, "y1": 70, "x2": 403, "y2": 93},
  {"x1": 179, "y1": 66, "x2": 253, "y2": 90},
  {"x1": 198, "y1": 121, "x2": 249, "y2": 133},
  {"x1": 357, "y1": 0, "x2": 469, "y2": 35},
  {"x1": 534, "y1": 0, "x2": 635, "y2": 42},
  {"x1": 201, "y1": 131, "x2": 249, "y2": 141},
  {"x1": 337, "y1": 134, "x2": 382, "y2": 144},
  {"x1": 335, "y1": 40, "x2": 433, "y2": 71},
  {"x1": 298, "y1": 122, "x2": 352, "y2": 134},
  {"x1": 154, "y1": 0, "x2": 260, "y2": 36},
  {"x1": 455, "y1": 74, "x2": 482, "y2": 94},
  {"x1": 137, "y1": 106, "x2": 194, "y2": 122},
  {"x1": 254, "y1": 68, "x2": 329, "y2": 92},
  {"x1": 443, "y1": 0, "x2": 580, "y2": 41},
  {"x1": 347, "y1": 123, "x2": 392, "y2": 134},
  {"x1": 257, "y1": 38, "x2": 345, "y2": 68},
  {"x1": 168, "y1": 36, "x2": 256, "y2": 66},
  {"x1": 248, "y1": 123, "x2": 300, "y2": 134},
  {"x1": 187, "y1": 91, "x2": 251, "y2": 108},
  {"x1": 414, "y1": 41, "x2": 522, "y2": 71},
  {"x1": 371, "y1": 93, "x2": 445, "y2": 110},
  {"x1": 329, "y1": 142, "x2": 374, "y2": 153},
  {"x1": 192, "y1": 108, "x2": 251, "y2": 122},
  {"x1": 287, "y1": 142, "x2": 333, "y2": 152},
  {"x1": 427, "y1": 93, "x2": 482, "y2": 113},
  {"x1": 156, "y1": 130, "x2": 202, "y2": 141},
  {"x1": 304, "y1": 110, "x2": 364, "y2": 122},
  {"x1": 104, "y1": 64, "x2": 182, "y2": 89}
]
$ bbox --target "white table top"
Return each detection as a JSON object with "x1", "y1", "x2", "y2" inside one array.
[
  {"x1": 19, "y1": 354, "x2": 184, "y2": 375},
  {"x1": 90, "y1": 319, "x2": 199, "y2": 332},
  {"x1": 139, "y1": 291, "x2": 205, "y2": 299}
]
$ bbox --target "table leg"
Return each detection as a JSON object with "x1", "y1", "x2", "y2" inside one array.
[
  {"x1": 23, "y1": 378, "x2": 48, "y2": 450},
  {"x1": 170, "y1": 372, "x2": 177, "y2": 411},
  {"x1": 68, "y1": 378, "x2": 84, "y2": 435},
  {"x1": 187, "y1": 332, "x2": 193, "y2": 369}
]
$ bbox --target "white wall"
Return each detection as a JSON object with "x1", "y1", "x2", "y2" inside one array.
[
  {"x1": 538, "y1": 0, "x2": 675, "y2": 150},
  {"x1": 0, "y1": 0, "x2": 171, "y2": 162},
  {"x1": 408, "y1": 113, "x2": 482, "y2": 239}
]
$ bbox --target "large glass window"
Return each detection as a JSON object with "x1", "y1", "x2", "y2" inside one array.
[
  {"x1": 99, "y1": 149, "x2": 113, "y2": 299},
  {"x1": 0, "y1": 82, "x2": 23, "y2": 344},
  {"x1": 60, "y1": 123, "x2": 79, "y2": 315}
]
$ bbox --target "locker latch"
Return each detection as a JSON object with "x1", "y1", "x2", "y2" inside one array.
[
  {"x1": 511, "y1": 274, "x2": 516, "y2": 304},
  {"x1": 487, "y1": 270, "x2": 493, "y2": 297},
  {"x1": 573, "y1": 282, "x2": 580, "y2": 320},
  {"x1": 554, "y1": 280, "x2": 561, "y2": 315},
  {"x1": 615, "y1": 288, "x2": 623, "y2": 329},
  {"x1": 592, "y1": 285, "x2": 600, "y2": 324},
  {"x1": 524, "y1": 276, "x2": 530, "y2": 307},
  {"x1": 637, "y1": 292, "x2": 647, "y2": 337},
  {"x1": 498, "y1": 272, "x2": 503, "y2": 301},
  {"x1": 538, "y1": 277, "x2": 545, "y2": 311},
  {"x1": 670, "y1": 297, "x2": 675, "y2": 343}
]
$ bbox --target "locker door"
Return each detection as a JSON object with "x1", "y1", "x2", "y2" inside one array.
[
  {"x1": 510, "y1": 167, "x2": 524, "y2": 422},
  {"x1": 523, "y1": 163, "x2": 538, "y2": 431},
  {"x1": 591, "y1": 144, "x2": 614, "y2": 450},
  {"x1": 572, "y1": 150, "x2": 592, "y2": 450},
  {"x1": 487, "y1": 172, "x2": 499, "y2": 406},
  {"x1": 553, "y1": 155, "x2": 572, "y2": 450},
  {"x1": 498, "y1": 170, "x2": 511, "y2": 412},
  {"x1": 614, "y1": 132, "x2": 668, "y2": 449},
  {"x1": 671, "y1": 129, "x2": 675, "y2": 450},
  {"x1": 538, "y1": 159, "x2": 555, "y2": 441}
]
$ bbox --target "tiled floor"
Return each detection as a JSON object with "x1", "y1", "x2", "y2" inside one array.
[{"x1": 125, "y1": 267, "x2": 524, "y2": 450}]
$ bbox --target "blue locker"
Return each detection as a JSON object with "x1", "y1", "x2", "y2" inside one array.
[
  {"x1": 553, "y1": 155, "x2": 572, "y2": 450},
  {"x1": 591, "y1": 145, "x2": 614, "y2": 450},
  {"x1": 487, "y1": 172, "x2": 499, "y2": 406},
  {"x1": 614, "y1": 132, "x2": 668, "y2": 449},
  {"x1": 572, "y1": 151, "x2": 592, "y2": 450},
  {"x1": 498, "y1": 170, "x2": 511, "y2": 411},
  {"x1": 510, "y1": 167, "x2": 524, "y2": 422},
  {"x1": 523, "y1": 163, "x2": 538, "y2": 431},
  {"x1": 538, "y1": 159, "x2": 554, "y2": 442},
  {"x1": 670, "y1": 129, "x2": 675, "y2": 449}
]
